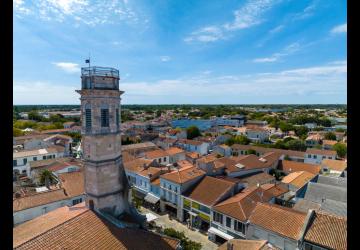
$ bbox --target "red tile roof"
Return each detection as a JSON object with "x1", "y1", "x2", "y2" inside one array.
[
  {"x1": 304, "y1": 211, "x2": 347, "y2": 250},
  {"x1": 186, "y1": 176, "x2": 236, "y2": 206},
  {"x1": 306, "y1": 148, "x2": 337, "y2": 156},
  {"x1": 161, "y1": 166, "x2": 205, "y2": 184},
  {"x1": 14, "y1": 205, "x2": 179, "y2": 250},
  {"x1": 281, "y1": 171, "x2": 316, "y2": 189},
  {"x1": 249, "y1": 203, "x2": 307, "y2": 240},
  {"x1": 280, "y1": 160, "x2": 321, "y2": 175},
  {"x1": 144, "y1": 149, "x2": 169, "y2": 159},
  {"x1": 13, "y1": 171, "x2": 85, "y2": 212},
  {"x1": 213, "y1": 186, "x2": 273, "y2": 222}
]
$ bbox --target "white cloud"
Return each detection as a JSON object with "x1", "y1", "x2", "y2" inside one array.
[
  {"x1": 292, "y1": 0, "x2": 318, "y2": 20},
  {"x1": 331, "y1": 23, "x2": 347, "y2": 34},
  {"x1": 160, "y1": 56, "x2": 171, "y2": 62},
  {"x1": 52, "y1": 62, "x2": 80, "y2": 73},
  {"x1": 184, "y1": 26, "x2": 226, "y2": 43},
  {"x1": 14, "y1": 0, "x2": 144, "y2": 26},
  {"x1": 224, "y1": 0, "x2": 279, "y2": 31},
  {"x1": 14, "y1": 61, "x2": 346, "y2": 104},
  {"x1": 14, "y1": 81, "x2": 78, "y2": 105},
  {"x1": 269, "y1": 24, "x2": 284, "y2": 34},
  {"x1": 253, "y1": 42, "x2": 301, "y2": 63},
  {"x1": 118, "y1": 61, "x2": 346, "y2": 103},
  {"x1": 13, "y1": 0, "x2": 31, "y2": 16},
  {"x1": 185, "y1": 0, "x2": 281, "y2": 43}
]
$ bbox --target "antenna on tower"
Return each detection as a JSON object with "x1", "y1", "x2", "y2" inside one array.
[{"x1": 85, "y1": 53, "x2": 91, "y2": 69}]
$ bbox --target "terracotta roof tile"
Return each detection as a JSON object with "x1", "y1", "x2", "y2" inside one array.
[
  {"x1": 14, "y1": 206, "x2": 179, "y2": 250},
  {"x1": 281, "y1": 171, "x2": 316, "y2": 189},
  {"x1": 186, "y1": 152, "x2": 200, "y2": 159},
  {"x1": 321, "y1": 159, "x2": 347, "y2": 172},
  {"x1": 165, "y1": 147, "x2": 185, "y2": 155},
  {"x1": 214, "y1": 186, "x2": 273, "y2": 222},
  {"x1": 14, "y1": 172, "x2": 85, "y2": 212},
  {"x1": 13, "y1": 203, "x2": 88, "y2": 248},
  {"x1": 249, "y1": 203, "x2": 307, "y2": 240},
  {"x1": 306, "y1": 148, "x2": 337, "y2": 156},
  {"x1": 58, "y1": 171, "x2": 85, "y2": 198},
  {"x1": 304, "y1": 211, "x2": 347, "y2": 250},
  {"x1": 144, "y1": 149, "x2": 169, "y2": 159},
  {"x1": 196, "y1": 154, "x2": 219, "y2": 164},
  {"x1": 123, "y1": 158, "x2": 154, "y2": 174},
  {"x1": 178, "y1": 139, "x2": 204, "y2": 146},
  {"x1": 260, "y1": 183, "x2": 288, "y2": 197},
  {"x1": 280, "y1": 160, "x2": 321, "y2": 175},
  {"x1": 186, "y1": 176, "x2": 236, "y2": 206},
  {"x1": 176, "y1": 160, "x2": 194, "y2": 169},
  {"x1": 238, "y1": 172, "x2": 275, "y2": 187},
  {"x1": 161, "y1": 166, "x2": 205, "y2": 184},
  {"x1": 322, "y1": 140, "x2": 338, "y2": 146},
  {"x1": 231, "y1": 145, "x2": 305, "y2": 158},
  {"x1": 13, "y1": 189, "x2": 68, "y2": 212},
  {"x1": 218, "y1": 239, "x2": 272, "y2": 250}
]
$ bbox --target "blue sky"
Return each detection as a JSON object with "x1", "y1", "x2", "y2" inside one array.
[{"x1": 13, "y1": 0, "x2": 347, "y2": 104}]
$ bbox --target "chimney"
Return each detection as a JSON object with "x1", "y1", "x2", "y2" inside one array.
[
  {"x1": 227, "y1": 242, "x2": 233, "y2": 250},
  {"x1": 89, "y1": 199, "x2": 94, "y2": 211}
]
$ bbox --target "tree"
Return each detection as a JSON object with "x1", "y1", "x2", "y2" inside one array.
[
  {"x1": 39, "y1": 170, "x2": 57, "y2": 187},
  {"x1": 284, "y1": 155, "x2": 291, "y2": 160},
  {"x1": 294, "y1": 126, "x2": 309, "y2": 138},
  {"x1": 64, "y1": 132, "x2": 82, "y2": 142},
  {"x1": 333, "y1": 143, "x2": 347, "y2": 158},
  {"x1": 246, "y1": 149, "x2": 257, "y2": 155},
  {"x1": 335, "y1": 128, "x2": 346, "y2": 133},
  {"x1": 324, "y1": 132, "x2": 336, "y2": 141},
  {"x1": 225, "y1": 135, "x2": 250, "y2": 146},
  {"x1": 279, "y1": 122, "x2": 294, "y2": 133},
  {"x1": 13, "y1": 127, "x2": 24, "y2": 137},
  {"x1": 283, "y1": 137, "x2": 295, "y2": 143},
  {"x1": 163, "y1": 228, "x2": 202, "y2": 250},
  {"x1": 156, "y1": 110, "x2": 162, "y2": 117},
  {"x1": 274, "y1": 140, "x2": 288, "y2": 149},
  {"x1": 28, "y1": 111, "x2": 43, "y2": 121},
  {"x1": 186, "y1": 126, "x2": 201, "y2": 139},
  {"x1": 286, "y1": 139, "x2": 307, "y2": 151}
]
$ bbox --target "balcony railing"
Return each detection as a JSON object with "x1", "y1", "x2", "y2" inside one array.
[{"x1": 81, "y1": 66, "x2": 119, "y2": 79}]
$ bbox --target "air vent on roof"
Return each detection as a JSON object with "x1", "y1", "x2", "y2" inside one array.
[
  {"x1": 259, "y1": 158, "x2": 267, "y2": 163},
  {"x1": 235, "y1": 163, "x2": 245, "y2": 169}
]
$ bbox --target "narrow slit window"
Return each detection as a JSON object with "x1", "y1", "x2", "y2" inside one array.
[
  {"x1": 101, "y1": 109, "x2": 109, "y2": 127},
  {"x1": 85, "y1": 109, "x2": 92, "y2": 129},
  {"x1": 116, "y1": 108, "x2": 119, "y2": 127}
]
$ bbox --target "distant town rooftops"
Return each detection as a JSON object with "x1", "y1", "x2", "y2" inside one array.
[{"x1": 305, "y1": 148, "x2": 337, "y2": 156}]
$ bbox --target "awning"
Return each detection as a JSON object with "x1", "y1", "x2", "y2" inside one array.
[
  {"x1": 145, "y1": 213, "x2": 158, "y2": 222},
  {"x1": 208, "y1": 227, "x2": 234, "y2": 240},
  {"x1": 144, "y1": 193, "x2": 160, "y2": 204}
]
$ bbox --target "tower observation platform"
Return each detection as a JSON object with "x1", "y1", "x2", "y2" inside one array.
[{"x1": 81, "y1": 66, "x2": 120, "y2": 90}]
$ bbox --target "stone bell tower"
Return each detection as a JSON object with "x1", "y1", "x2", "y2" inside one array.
[{"x1": 76, "y1": 66, "x2": 130, "y2": 217}]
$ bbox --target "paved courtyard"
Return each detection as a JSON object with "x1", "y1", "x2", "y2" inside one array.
[{"x1": 140, "y1": 207, "x2": 218, "y2": 250}]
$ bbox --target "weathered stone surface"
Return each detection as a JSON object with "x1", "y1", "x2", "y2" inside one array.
[{"x1": 77, "y1": 75, "x2": 130, "y2": 217}]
